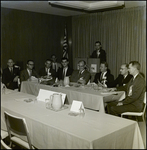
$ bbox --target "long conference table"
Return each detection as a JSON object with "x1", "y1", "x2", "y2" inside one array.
[
  {"x1": 1, "y1": 90, "x2": 145, "y2": 149},
  {"x1": 20, "y1": 81, "x2": 125, "y2": 113}
]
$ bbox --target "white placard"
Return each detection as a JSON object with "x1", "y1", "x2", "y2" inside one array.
[
  {"x1": 70, "y1": 100, "x2": 85, "y2": 113},
  {"x1": 36, "y1": 89, "x2": 66, "y2": 104},
  {"x1": 91, "y1": 64, "x2": 97, "y2": 73}
]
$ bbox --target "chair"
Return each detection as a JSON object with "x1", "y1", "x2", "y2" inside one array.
[
  {"x1": 4, "y1": 111, "x2": 34, "y2": 149},
  {"x1": 1, "y1": 139, "x2": 12, "y2": 149},
  {"x1": 121, "y1": 92, "x2": 146, "y2": 122},
  {"x1": 1, "y1": 130, "x2": 8, "y2": 140}
]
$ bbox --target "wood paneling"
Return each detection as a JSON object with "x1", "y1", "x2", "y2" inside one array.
[{"x1": 1, "y1": 8, "x2": 72, "y2": 72}]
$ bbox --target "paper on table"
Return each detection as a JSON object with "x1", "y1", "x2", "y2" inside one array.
[
  {"x1": 70, "y1": 100, "x2": 85, "y2": 113},
  {"x1": 36, "y1": 89, "x2": 66, "y2": 104}
]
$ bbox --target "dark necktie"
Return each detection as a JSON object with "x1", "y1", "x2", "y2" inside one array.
[
  {"x1": 10, "y1": 68, "x2": 13, "y2": 75},
  {"x1": 63, "y1": 68, "x2": 65, "y2": 79},
  {"x1": 100, "y1": 72, "x2": 103, "y2": 81}
]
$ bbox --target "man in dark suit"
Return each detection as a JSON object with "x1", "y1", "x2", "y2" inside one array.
[
  {"x1": 70, "y1": 60, "x2": 91, "y2": 85},
  {"x1": 90, "y1": 41, "x2": 106, "y2": 63},
  {"x1": 57, "y1": 57, "x2": 73, "y2": 81},
  {"x1": 93, "y1": 61, "x2": 114, "y2": 88},
  {"x1": 2, "y1": 59, "x2": 20, "y2": 90},
  {"x1": 20, "y1": 60, "x2": 39, "y2": 83},
  {"x1": 107, "y1": 61, "x2": 146, "y2": 116},
  {"x1": 110, "y1": 63, "x2": 133, "y2": 87},
  {"x1": 39, "y1": 59, "x2": 56, "y2": 85},
  {"x1": 50, "y1": 54, "x2": 62, "y2": 73}
]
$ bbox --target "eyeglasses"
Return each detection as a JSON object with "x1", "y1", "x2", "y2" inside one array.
[{"x1": 28, "y1": 64, "x2": 34, "y2": 66}]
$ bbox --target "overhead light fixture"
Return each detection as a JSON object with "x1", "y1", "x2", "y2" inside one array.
[{"x1": 48, "y1": 1, "x2": 124, "y2": 11}]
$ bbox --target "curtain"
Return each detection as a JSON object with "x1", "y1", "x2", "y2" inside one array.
[{"x1": 72, "y1": 6, "x2": 146, "y2": 79}]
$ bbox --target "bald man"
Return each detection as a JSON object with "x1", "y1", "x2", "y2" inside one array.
[
  {"x1": 110, "y1": 63, "x2": 133, "y2": 87},
  {"x1": 2, "y1": 59, "x2": 20, "y2": 90}
]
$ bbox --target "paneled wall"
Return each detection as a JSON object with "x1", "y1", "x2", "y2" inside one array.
[{"x1": 1, "y1": 8, "x2": 72, "y2": 72}]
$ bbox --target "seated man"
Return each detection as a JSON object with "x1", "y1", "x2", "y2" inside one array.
[
  {"x1": 57, "y1": 57, "x2": 73, "y2": 82},
  {"x1": 2, "y1": 59, "x2": 20, "y2": 90},
  {"x1": 20, "y1": 60, "x2": 39, "y2": 83},
  {"x1": 70, "y1": 60, "x2": 91, "y2": 85},
  {"x1": 39, "y1": 59, "x2": 56, "y2": 85},
  {"x1": 110, "y1": 63, "x2": 133, "y2": 87},
  {"x1": 107, "y1": 61, "x2": 146, "y2": 117},
  {"x1": 93, "y1": 61, "x2": 114, "y2": 88}
]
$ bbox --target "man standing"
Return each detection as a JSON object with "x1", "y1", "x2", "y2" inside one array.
[
  {"x1": 110, "y1": 63, "x2": 133, "y2": 87},
  {"x1": 2, "y1": 59, "x2": 20, "y2": 90},
  {"x1": 107, "y1": 61, "x2": 146, "y2": 116},
  {"x1": 50, "y1": 54, "x2": 62, "y2": 73},
  {"x1": 93, "y1": 61, "x2": 114, "y2": 88},
  {"x1": 90, "y1": 41, "x2": 106, "y2": 63}
]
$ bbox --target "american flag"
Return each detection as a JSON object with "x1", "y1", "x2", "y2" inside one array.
[{"x1": 63, "y1": 25, "x2": 68, "y2": 58}]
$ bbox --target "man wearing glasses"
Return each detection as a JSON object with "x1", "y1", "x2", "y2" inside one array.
[
  {"x1": 70, "y1": 60, "x2": 91, "y2": 85},
  {"x1": 20, "y1": 60, "x2": 39, "y2": 83}
]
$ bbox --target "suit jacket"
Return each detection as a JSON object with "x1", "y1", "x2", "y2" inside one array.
[
  {"x1": 110, "y1": 74, "x2": 133, "y2": 87},
  {"x1": 39, "y1": 67, "x2": 56, "y2": 78},
  {"x1": 52, "y1": 62, "x2": 62, "y2": 72},
  {"x1": 90, "y1": 49, "x2": 106, "y2": 63},
  {"x1": 93, "y1": 71, "x2": 114, "y2": 88},
  {"x1": 57, "y1": 66, "x2": 73, "y2": 80},
  {"x1": 2, "y1": 66, "x2": 20, "y2": 90},
  {"x1": 70, "y1": 69, "x2": 91, "y2": 84},
  {"x1": 20, "y1": 69, "x2": 39, "y2": 83},
  {"x1": 117, "y1": 73, "x2": 145, "y2": 111}
]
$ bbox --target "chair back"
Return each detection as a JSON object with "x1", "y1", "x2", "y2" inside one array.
[
  {"x1": 142, "y1": 92, "x2": 146, "y2": 113},
  {"x1": 1, "y1": 139, "x2": 12, "y2": 149},
  {"x1": 4, "y1": 111, "x2": 33, "y2": 149}
]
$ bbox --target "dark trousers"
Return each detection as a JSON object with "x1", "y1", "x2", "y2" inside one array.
[{"x1": 106, "y1": 101, "x2": 141, "y2": 116}]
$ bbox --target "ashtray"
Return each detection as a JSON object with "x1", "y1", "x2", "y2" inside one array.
[{"x1": 46, "y1": 105, "x2": 68, "y2": 112}]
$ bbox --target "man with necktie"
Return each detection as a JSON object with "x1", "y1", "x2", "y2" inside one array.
[
  {"x1": 39, "y1": 59, "x2": 56, "y2": 85},
  {"x1": 50, "y1": 54, "x2": 62, "y2": 73},
  {"x1": 20, "y1": 60, "x2": 39, "y2": 83},
  {"x1": 70, "y1": 60, "x2": 91, "y2": 85},
  {"x1": 107, "y1": 61, "x2": 146, "y2": 116},
  {"x1": 57, "y1": 57, "x2": 73, "y2": 82},
  {"x1": 90, "y1": 41, "x2": 106, "y2": 63},
  {"x1": 109, "y1": 63, "x2": 133, "y2": 87},
  {"x1": 2, "y1": 59, "x2": 20, "y2": 90},
  {"x1": 93, "y1": 61, "x2": 114, "y2": 88}
]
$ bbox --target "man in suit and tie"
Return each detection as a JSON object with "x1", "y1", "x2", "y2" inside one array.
[
  {"x1": 110, "y1": 63, "x2": 133, "y2": 87},
  {"x1": 50, "y1": 54, "x2": 62, "y2": 73},
  {"x1": 107, "y1": 61, "x2": 146, "y2": 116},
  {"x1": 90, "y1": 41, "x2": 106, "y2": 63},
  {"x1": 57, "y1": 57, "x2": 73, "y2": 81},
  {"x1": 39, "y1": 59, "x2": 56, "y2": 85},
  {"x1": 70, "y1": 60, "x2": 91, "y2": 85},
  {"x1": 20, "y1": 60, "x2": 39, "y2": 83},
  {"x1": 93, "y1": 61, "x2": 114, "y2": 88},
  {"x1": 2, "y1": 59, "x2": 20, "y2": 90}
]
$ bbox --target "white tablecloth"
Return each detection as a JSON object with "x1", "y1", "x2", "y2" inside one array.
[
  {"x1": 1, "y1": 92, "x2": 145, "y2": 149},
  {"x1": 20, "y1": 81, "x2": 125, "y2": 113}
]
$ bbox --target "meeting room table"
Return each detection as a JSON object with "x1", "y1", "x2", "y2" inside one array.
[
  {"x1": 1, "y1": 89, "x2": 145, "y2": 149},
  {"x1": 20, "y1": 81, "x2": 125, "y2": 113}
]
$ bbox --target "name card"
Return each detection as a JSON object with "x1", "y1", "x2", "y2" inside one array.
[
  {"x1": 70, "y1": 100, "x2": 85, "y2": 113},
  {"x1": 36, "y1": 89, "x2": 66, "y2": 104}
]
